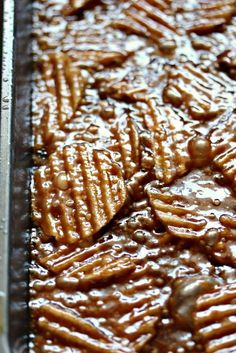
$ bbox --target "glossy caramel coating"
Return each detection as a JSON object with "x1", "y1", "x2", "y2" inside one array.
[{"x1": 31, "y1": 1, "x2": 236, "y2": 353}]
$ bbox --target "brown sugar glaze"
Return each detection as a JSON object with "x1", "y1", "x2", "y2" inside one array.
[{"x1": 30, "y1": 1, "x2": 236, "y2": 352}]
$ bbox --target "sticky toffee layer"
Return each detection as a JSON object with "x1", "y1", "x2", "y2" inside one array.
[{"x1": 30, "y1": 1, "x2": 236, "y2": 352}]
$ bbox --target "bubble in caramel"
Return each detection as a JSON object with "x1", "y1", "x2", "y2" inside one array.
[{"x1": 188, "y1": 135, "x2": 212, "y2": 168}]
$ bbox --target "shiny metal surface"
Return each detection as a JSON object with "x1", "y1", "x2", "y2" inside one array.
[{"x1": 0, "y1": 0, "x2": 32, "y2": 351}]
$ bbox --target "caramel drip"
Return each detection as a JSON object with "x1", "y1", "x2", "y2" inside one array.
[
  {"x1": 33, "y1": 143, "x2": 126, "y2": 245},
  {"x1": 194, "y1": 283, "x2": 236, "y2": 353}
]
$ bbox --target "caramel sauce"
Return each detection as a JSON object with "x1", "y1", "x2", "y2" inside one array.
[{"x1": 30, "y1": 1, "x2": 236, "y2": 352}]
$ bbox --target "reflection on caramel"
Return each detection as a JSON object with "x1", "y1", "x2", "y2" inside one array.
[
  {"x1": 170, "y1": 276, "x2": 220, "y2": 329},
  {"x1": 31, "y1": 0, "x2": 236, "y2": 352},
  {"x1": 188, "y1": 136, "x2": 212, "y2": 168},
  {"x1": 62, "y1": 0, "x2": 101, "y2": 16},
  {"x1": 218, "y1": 49, "x2": 236, "y2": 79}
]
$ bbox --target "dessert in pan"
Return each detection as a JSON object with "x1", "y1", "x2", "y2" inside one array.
[{"x1": 30, "y1": 1, "x2": 236, "y2": 352}]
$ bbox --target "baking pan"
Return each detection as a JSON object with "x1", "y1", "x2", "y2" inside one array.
[{"x1": 0, "y1": 0, "x2": 32, "y2": 352}]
